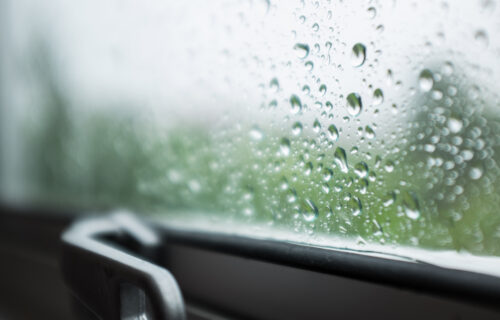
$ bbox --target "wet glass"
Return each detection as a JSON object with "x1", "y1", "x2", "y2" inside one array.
[{"x1": 1, "y1": 0, "x2": 500, "y2": 274}]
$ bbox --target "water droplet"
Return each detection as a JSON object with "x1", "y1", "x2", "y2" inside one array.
[
  {"x1": 384, "y1": 160, "x2": 395, "y2": 173},
  {"x1": 474, "y1": 30, "x2": 489, "y2": 47},
  {"x1": 290, "y1": 95, "x2": 302, "y2": 114},
  {"x1": 334, "y1": 147, "x2": 348, "y2": 173},
  {"x1": 351, "y1": 43, "x2": 366, "y2": 67},
  {"x1": 269, "y1": 78, "x2": 279, "y2": 91},
  {"x1": 447, "y1": 118, "x2": 463, "y2": 133},
  {"x1": 292, "y1": 122, "x2": 303, "y2": 136},
  {"x1": 346, "y1": 93, "x2": 363, "y2": 116},
  {"x1": 354, "y1": 161, "x2": 369, "y2": 178},
  {"x1": 402, "y1": 191, "x2": 420, "y2": 220},
  {"x1": 321, "y1": 183, "x2": 330, "y2": 194},
  {"x1": 188, "y1": 179, "x2": 201, "y2": 193},
  {"x1": 312, "y1": 23, "x2": 319, "y2": 32},
  {"x1": 347, "y1": 196, "x2": 362, "y2": 216},
  {"x1": 469, "y1": 167, "x2": 483, "y2": 180},
  {"x1": 365, "y1": 126, "x2": 375, "y2": 139},
  {"x1": 305, "y1": 61, "x2": 314, "y2": 71},
  {"x1": 249, "y1": 126, "x2": 264, "y2": 140},
  {"x1": 313, "y1": 119, "x2": 322, "y2": 133},
  {"x1": 301, "y1": 199, "x2": 319, "y2": 222},
  {"x1": 280, "y1": 137, "x2": 291, "y2": 156},
  {"x1": 294, "y1": 43, "x2": 310, "y2": 59},
  {"x1": 382, "y1": 191, "x2": 396, "y2": 207},
  {"x1": 287, "y1": 188, "x2": 297, "y2": 203},
  {"x1": 419, "y1": 69, "x2": 434, "y2": 92},
  {"x1": 367, "y1": 7, "x2": 377, "y2": 19},
  {"x1": 373, "y1": 88, "x2": 384, "y2": 105},
  {"x1": 323, "y1": 168, "x2": 333, "y2": 182},
  {"x1": 327, "y1": 124, "x2": 339, "y2": 141},
  {"x1": 304, "y1": 162, "x2": 313, "y2": 176},
  {"x1": 319, "y1": 84, "x2": 327, "y2": 95}
]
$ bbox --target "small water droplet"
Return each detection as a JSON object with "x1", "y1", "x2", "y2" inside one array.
[
  {"x1": 322, "y1": 168, "x2": 333, "y2": 182},
  {"x1": 419, "y1": 69, "x2": 434, "y2": 92},
  {"x1": 469, "y1": 167, "x2": 483, "y2": 180},
  {"x1": 384, "y1": 160, "x2": 395, "y2": 173},
  {"x1": 447, "y1": 118, "x2": 463, "y2": 133},
  {"x1": 304, "y1": 162, "x2": 313, "y2": 176},
  {"x1": 402, "y1": 191, "x2": 420, "y2": 220},
  {"x1": 373, "y1": 88, "x2": 384, "y2": 105},
  {"x1": 280, "y1": 137, "x2": 291, "y2": 156},
  {"x1": 351, "y1": 43, "x2": 366, "y2": 67},
  {"x1": 312, "y1": 23, "x2": 319, "y2": 32},
  {"x1": 365, "y1": 126, "x2": 375, "y2": 139},
  {"x1": 287, "y1": 188, "x2": 297, "y2": 203},
  {"x1": 188, "y1": 179, "x2": 201, "y2": 193},
  {"x1": 269, "y1": 78, "x2": 279, "y2": 92},
  {"x1": 305, "y1": 61, "x2": 314, "y2": 71},
  {"x1": 319, "y1": 84, "x2": 327, "y2": 95},
  {"x1": 313, "y1": 119, "x2": 322, "y2": 133},
  {"x1": 301, "y1": 199, "x2": 319, "y2": 222},
  {"x1": 249, "y1": 126, "x2": 264, "y2": 141},
  {"x1": 367, "y1": 7, "x2": 377, "y2": 19},
  {"x1": 327, "y1": 124, "x2": 339, "y2": 141},
  {"x1": 292, "y1": 122, "x2": 303, "y2": 136},
  {"x1": 290, "y1": 95, "x2": 302, "y2": 114},
  {"x1": 346, "y1": 93, "x2": 363, "y2": 116},
  {"x1": 294, "y1": 43, "x2": 310, "y2": 59},
  {"x1": 474, "y1": 30, "x2": 489, "y2": 47},
  {"x1": 382, "y1": 191, "x2": 396, "y2": 207}
]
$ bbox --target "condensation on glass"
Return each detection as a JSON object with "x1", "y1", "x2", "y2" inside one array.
[{"x1": 1, "y1": 0, "x2": 500, "y2": 270}]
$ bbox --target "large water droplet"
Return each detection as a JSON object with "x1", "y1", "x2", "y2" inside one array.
[
  {"x1": 346, "y1": 93, "x2": 363, "y2": 116},
  {"x1": 334, "y1": 147, "x2": 348, "y2": 173},
  {"x1": 354, "y1": 161, "x2": 369, "y2": 178},
  {"x1": 351, "y1": 43, "x2": 366, "y2": 67},
  {"x1": 294, "y1": 43, "x2": 310, "y2": 59},
  {"x1": 419, "y1": 69, "x2": 434, "y2": 92},
  {"x1": 347, "y1": 196, "x2": 362, "y2": 216},
  {"x1": 290, "y1": 95, "x2": 302, "y2": 114}
]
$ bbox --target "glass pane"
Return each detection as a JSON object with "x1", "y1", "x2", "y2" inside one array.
[{"x1": 2, "y1": 0, "x2": 500, "y2": 273}]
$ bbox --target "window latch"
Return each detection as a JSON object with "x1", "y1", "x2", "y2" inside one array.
[{"x1": 60, "y1": 211, "x2": 186, "y2": 320}]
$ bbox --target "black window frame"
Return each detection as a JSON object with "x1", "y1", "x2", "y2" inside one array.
[{"x1": 1, "y1": 203, "x2": 500, "y2": 319}]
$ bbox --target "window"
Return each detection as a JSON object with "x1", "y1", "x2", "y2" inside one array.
[{"x1": 1, "y1": 1, "x2": 500, "y2": 319}]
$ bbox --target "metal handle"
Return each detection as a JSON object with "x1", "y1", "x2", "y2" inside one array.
[{"x1": 61, "y1": 211, "x2": 186, "y2": 320}]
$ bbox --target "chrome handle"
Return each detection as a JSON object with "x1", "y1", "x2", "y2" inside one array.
[{"x1": 61, "y1": 211, "x2": 186, "y2": 320}]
